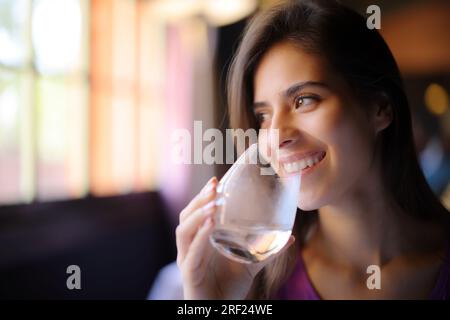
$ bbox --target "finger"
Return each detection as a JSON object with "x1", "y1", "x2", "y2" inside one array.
[
  {"x1": 179, "y1": 177, "x2": 217, "y2": 223},
  {"x1": 176, "y1": 202, "x2": 218, "y2": 265},
  {"x1": 176, "y1": 202, "x2": 217, "y2": 264},
  {"x1": 200, "y1": 176, "x2": 218, "y2": 194},
  {"x1": 179, "y1": 183, "x2": 216, "y2": 224},
  {"x1": 182, "y1": 216, "x2": 216, "y2": 284}
]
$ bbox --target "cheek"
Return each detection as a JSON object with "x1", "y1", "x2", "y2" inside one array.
[
  {"x1": 297, "y1": 101, "x2": 374, "y2": 209},
  {"x1": 304, "y1": 99, "x2": 373, "y2": 162},
  {"x1": 295, "y1": 105, "x2": 341, "y2": 209},
  {"x1": 327, "y1": 106, "x2": 374, "y2": 175}
]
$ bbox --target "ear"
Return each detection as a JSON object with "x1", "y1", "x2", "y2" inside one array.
[{"x1": 372, "y1": 94, "x2": 393, "y2": 135}]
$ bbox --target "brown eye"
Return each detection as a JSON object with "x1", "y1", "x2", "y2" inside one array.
[
  {"x1": 256, "y1": 113, "x2": 270, "y2": 124},
  {"x1": 294, "y1": 95, "x2": 318, "y2": 110},
  {"x1": 294, "y1": 97, "x2": 304, "y2": 109}
]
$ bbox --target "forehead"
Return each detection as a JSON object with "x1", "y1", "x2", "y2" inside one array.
[{"x1": 253, "y1": 41, "x2": 330, "y2": 100}]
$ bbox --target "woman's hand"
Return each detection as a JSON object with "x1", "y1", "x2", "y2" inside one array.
[{"x1": 176, "y1": 176, "x2": 295, "y2": 299}]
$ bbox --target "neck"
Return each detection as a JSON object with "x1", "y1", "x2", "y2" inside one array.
[{"x1": 316, "y1": 166, "x2": 433, "y2": 269}]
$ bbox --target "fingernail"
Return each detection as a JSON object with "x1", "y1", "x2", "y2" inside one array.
[
  {"x1": 201, "y1": 178, "x2": 213, "y2": 192},
  {"x1": 203, "y1": 183, "x2": 216, "y2": 196},
  {"x1": 206, "y1": 176, "x2": 216, "y2": 186}
]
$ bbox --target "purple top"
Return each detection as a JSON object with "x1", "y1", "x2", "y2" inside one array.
[{"x1": 277, "y1": 238, "x2": 450, "y2": 300}]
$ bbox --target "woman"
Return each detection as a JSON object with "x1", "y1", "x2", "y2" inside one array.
[{"x1": 175, "y1": 0, "x2": 450, "y2": 299}]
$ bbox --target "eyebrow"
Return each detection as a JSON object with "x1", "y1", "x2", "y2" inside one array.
[{"x1": 252, "y1": 81, "x2": 329, "y2": 111}]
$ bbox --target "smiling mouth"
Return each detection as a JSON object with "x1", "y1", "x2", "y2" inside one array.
[{"x1": 281, "y1": 151, "x2": 326, "y2": 174}]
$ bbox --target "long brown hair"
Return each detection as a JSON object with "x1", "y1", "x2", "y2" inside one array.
[{"x1": 227, "y1": 0, "x2": 449, "y2": 299}]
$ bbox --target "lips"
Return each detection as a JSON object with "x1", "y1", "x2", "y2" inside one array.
[{"x1": 278, "y1": 151, "x2": 326, "y2": 174}]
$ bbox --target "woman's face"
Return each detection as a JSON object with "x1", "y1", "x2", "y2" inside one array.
[{"x1": 253, "y1": 41, "x2": 378, "y2": 210}]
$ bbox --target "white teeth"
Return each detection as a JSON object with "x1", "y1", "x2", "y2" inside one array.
[
  {"x1": 285, "y1": 163, "x2": 294, "y2": 172},
  {"x1": 298, "y1": 159, "x2": 307, "y2": 170},
  {"x1": 282, "y1": 152, "x2": 325, "y2": 173}
]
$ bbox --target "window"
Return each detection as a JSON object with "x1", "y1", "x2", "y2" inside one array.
[{"x1": 0, "y1": 0, "x2": 170, "y2": 205}]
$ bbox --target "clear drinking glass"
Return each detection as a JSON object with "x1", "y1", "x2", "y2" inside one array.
[{"x1": 209, "y1": 143, "x2": 301, "y2": 264}]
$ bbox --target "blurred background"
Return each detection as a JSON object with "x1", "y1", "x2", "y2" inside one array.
[{"x1": 0, "y1": 0, "x2": 449, "y2": 299}]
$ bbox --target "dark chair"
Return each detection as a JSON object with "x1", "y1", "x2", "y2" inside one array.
[{"x1": 0, "y1": 192, "x2": 176, "y2": 299}]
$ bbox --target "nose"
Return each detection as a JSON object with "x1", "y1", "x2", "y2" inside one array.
[{"x1": 270, "y1": 108, "x2": 299, "y2": 150}]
